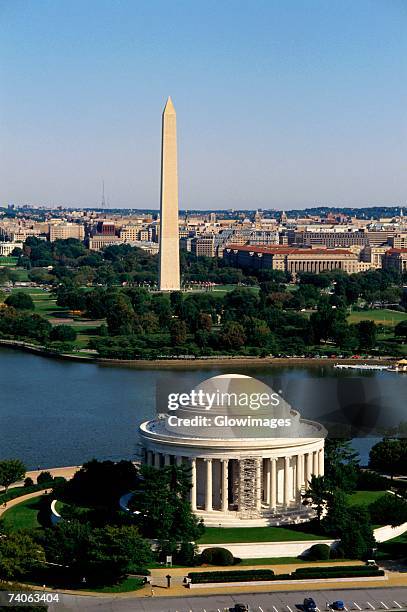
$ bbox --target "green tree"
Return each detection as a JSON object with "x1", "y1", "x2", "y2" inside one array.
[
  {"x1": 356, "y1": 320, "x2": 377, "y2": 350},
  {"x1": 369, "y1": 438, "x2": 403, "y2": 481},
  {"x1": 37, "y1": 471, "x2": 54, "y2": 485},
  {"x1": 324, "y1": 439, "x2": 359, "y2": 491},
  {"x1": 369, "y1": 494, "x2": 407, "y2": 528},
  {"x1": 395, "y1": 320, "x2": 407, "y2": 341},
  {"x1": 339, "y1": 506, "x2": 375, "y2": 559},
  {"x1": 5, "y1": 291, "x2": 34, "y2": 310},
  {"x1": 170, "y1": 319, "x2": 187, "y2": 346},
  {"x1": 302, "y1": 475, "x2": 327, "y2": 524},
  {"x1": 219, "y1": 321, "x2": 246, "y2": 349},
  {"x1": 321, "y1": 488, "x2": 349, "y2": 536},
  {"x1": 0, "y1": 532, "x2": 45, "y2": 580},
  {"x1": 131, "y1": 465, "x2": 204, "y2": 545},
  {"x1": 106, "y1": 294, "x2": 136, "y2": 335},
  {"x1": 0, "y1": 459, "x2": 26, "y2": 494},
  {"x1": 50, "y1": 325, "x2": 77, "y2": 342}
]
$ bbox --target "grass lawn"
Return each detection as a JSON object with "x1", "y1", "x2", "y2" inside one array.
[
  {"x1": 377, "y1": 531, "x2": 407, "y2": 560},
  {"x1": 87, "y1": 577, "x2": 144, "y2": 593},
  {"x1": 198, "y1": 525, "x2": 323, "y2": 544},
  {"x1": 238, "y1": 557, "x2": 353, "y2": 565},
  {"x1": 347, "y1": 309, "x2": 407, "y2": 326},
  {"x1": 347, "y1": 490, "x2": 388, "y2": 506},
  {"x1": 2, "y1": 496, "x2": 44, "y2": 531},
  {"x1": 8, "y1": 267, "x2": 29, "y2": 280}
]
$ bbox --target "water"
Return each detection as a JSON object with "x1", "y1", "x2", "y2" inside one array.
[{"x1": 0, "y1": 348, "x2": 405, "y2": 469}]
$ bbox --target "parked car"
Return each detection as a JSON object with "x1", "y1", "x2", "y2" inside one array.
[
  {"x1": 231, "y1": 605, "x2": 250, "y2": 612},
  {"x1": 331, "y1": 601, "x2": 345, "y2": 611},
  {"x1": 304, "y1": 598, "x2": 317, "y2": 611}
]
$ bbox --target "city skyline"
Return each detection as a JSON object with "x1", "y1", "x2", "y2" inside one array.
[{"x1": 1, "y1": 1, "x2": 406, "y2": 209}]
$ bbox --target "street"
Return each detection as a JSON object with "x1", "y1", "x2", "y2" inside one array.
[{"x1": 47, "y1": 587, "x2": 407, "y2": 611}]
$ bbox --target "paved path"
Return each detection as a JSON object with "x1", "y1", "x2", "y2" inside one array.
[
  {"x1": 0, "y1": 489, "x2": 46, "y2": 519},
  {"x1": 27, "y1": 586, "x2": 407, "y2": 612}
]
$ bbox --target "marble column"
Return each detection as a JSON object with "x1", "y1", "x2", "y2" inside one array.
[
  {"x1": 190, "y1": 458, "x2": 197, "y2": 511},
  {"x1": 306, "y1": 452, "x2": 313, "y2": 487},
  {"x1": 221, "y1": 459, "x2": 229, "y2": 513},
  {"x1": 176, "y1": 456, "x2": 183, "y2": 466},
  {"x1": 154, "y1": 453, "x2": 161, "y2": 468},
  {"x1": 146, "y1": 450, "x2": 153, "y2": 466},
  {"x1": 284, "y1": 456, "x2": 290, "y2": 507},
  {"x1": 205, "y1": 459, "x2": 213, "y2": 511},
  {"x1": 164, "y1": 454, "x2": 171, "y2": 466},
  {"x1": 296, "y1": 454, "x2": 303, "y2": 502},
  {"x1": 318, "y1": 449, "x2": 324, "y2": 476},
  {"x1": 264, "y1": 459, "x2": 271, "y2": 504},
  {"x1": 256, "y1": 459, "x2": 262, "y2": 511},
  {"x1": 313, "y1": 450, "x2": 319, "y2": 476},
  {"x1": 269, "y1": 458, "x2": 277, "y2": 510}
]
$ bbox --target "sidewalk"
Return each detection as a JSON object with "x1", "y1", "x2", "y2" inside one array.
[{"x1": 0, "y1": 489, "x2": 45, "y2": 518}]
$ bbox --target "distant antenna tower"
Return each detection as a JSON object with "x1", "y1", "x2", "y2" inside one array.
[{"x1": 101, "y1": 180, "x2": 106, "y2": 209}]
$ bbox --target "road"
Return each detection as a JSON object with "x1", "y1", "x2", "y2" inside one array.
[{"x1": 44, "y1": 587, "x2": 407, "y2": 611}]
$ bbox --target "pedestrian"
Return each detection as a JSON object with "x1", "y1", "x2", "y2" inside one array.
[{"x1": 150, "y1": 586, "x2": 154, "y2": 597}]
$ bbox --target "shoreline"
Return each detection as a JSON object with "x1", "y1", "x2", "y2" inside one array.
[{"x1": 0, "y1": 338, "x2": 397, "y2": 369}]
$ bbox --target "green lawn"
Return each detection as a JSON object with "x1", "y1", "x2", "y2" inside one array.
[
  {"x1": 346, "y1": 490, "x2": 388, "y2": 506},
  {"x1": 2, "y1": 496, "x2": 44, "y2": 531},
  {"x1": 347, "y1": 309, "x2": 407, "y2": 326},
  {"x1": 198, "y1": 525, "x2": 323, "y2": 544},
  {"x1": 238, "y1": 557, "x2": 353, "y2": 565},
  {"x1": 0, "y1": 257, "x2": 18, "y2": 266},
  {"x1": 377, "y1": 531, "x2": 407, "y2": 560},
  {"x1": 87, "y1": 577, "x2": 144, "y2": 593}
]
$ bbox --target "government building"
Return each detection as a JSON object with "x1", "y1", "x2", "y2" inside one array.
[{"x1": 139, "y1": 375, "x2": 326, "y2": 527}]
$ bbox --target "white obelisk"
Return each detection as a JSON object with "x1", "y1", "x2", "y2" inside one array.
[{"x1": 159, "y1": 97, "x2": 180, "y2": 291}]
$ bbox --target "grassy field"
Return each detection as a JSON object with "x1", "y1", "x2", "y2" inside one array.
[
  {"x1": 198, "y1": 525, "x2": 323, "y2": 544},
  {"x1": 0, "y1": 257, "x2": 18, "y2": 266},
  {"x1": 2, "y1": 496, "x2": 43, "y2": 531},
  {"x1": 347, "y1": 490, "x2": 388, "y2": 506},
  {"x1": 238, "y1": 556, "x2": 353, "y2": 565},
  {"x1": 347, "y1": 309, "x2": 407, "y2": 326},
  {"x1": 90, "y1": 577, "x2": 144, "y2": 593},
  {"x1": 377, "y1": 531, "x2": 407, "y2": 560},
  {"x1": 6, "y1": 288, "x2": 103, "y2": 349}
]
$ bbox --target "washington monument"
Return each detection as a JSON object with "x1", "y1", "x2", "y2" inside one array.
[{"x1": 159, "y1": 96, "x2": 180, "y2": 291}]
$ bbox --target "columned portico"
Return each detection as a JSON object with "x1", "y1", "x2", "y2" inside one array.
[{"x1": 139, "y1": 373, "x2": 326, "y2": 527}]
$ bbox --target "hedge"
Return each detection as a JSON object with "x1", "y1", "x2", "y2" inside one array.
[
  {"x1": 295, "y1": 565, "x2": 379, "y2": 575},
  {"x1": 188, "y1": 569, "x2": 274, "y2": 583},
  {"x1": 187, "y1": 566, "x2": 383, "y2": 584},
  {"x1": 290, "y1": 570, "x2": 384, "y2": 579}
]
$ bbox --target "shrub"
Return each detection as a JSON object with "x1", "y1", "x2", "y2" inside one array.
[
  {"x1": 369, "y1": 494, "x2": 407, "y2": 527},
  {"x1": 176, "y1": 541, "x2": 198, "y2": 566},
  {"x1": 200, "y1": 547, "x2": 234, "y2": 566},
  {"x1": 24, "y1": 477, "x2": 34, "y2": 487},
  {"x1": 37, "y1": 471, "x2": 54, "y2": 485},
  {"x1": 294, "y1": 565, "x2": 379, "y2": 575},
  {"x1": 5, "y1": 292, "x2": 34, "y2": 310},
  {"x1": 330, "y1": 545, "x2": 345, "y2": 559},
  {"x1": 50, "y1": 325, "x2": 77, "y2": 342},
  {"x1": 306, "y1": 543, "x2": 330, "y2": 560},
  {"x1": 188, "y1": 569, "x2": 274, "y2": 583},
  {"x1": 357, "y1": 470, "x2": 388, "y2": 491}
]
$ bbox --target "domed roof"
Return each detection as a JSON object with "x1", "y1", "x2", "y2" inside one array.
[{"x1": 150, "y1": 373, "x2": 323, "y2": 440}]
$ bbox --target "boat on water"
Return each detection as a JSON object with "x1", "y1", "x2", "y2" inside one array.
[
  {"x1": 334, "y1": 364, "x2": 388, "y2": 371},
  {"x1": 334, "y1": 359, "x2": 407, "y2": 372}
]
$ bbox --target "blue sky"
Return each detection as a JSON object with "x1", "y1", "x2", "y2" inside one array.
[{"x1": 0, "y1": 0, "x2": 406, "y2": 209}]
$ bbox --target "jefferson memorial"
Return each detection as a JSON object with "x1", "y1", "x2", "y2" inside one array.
[{"x1": 139, "y1": 374, "x2": 326, "y2": 527}]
